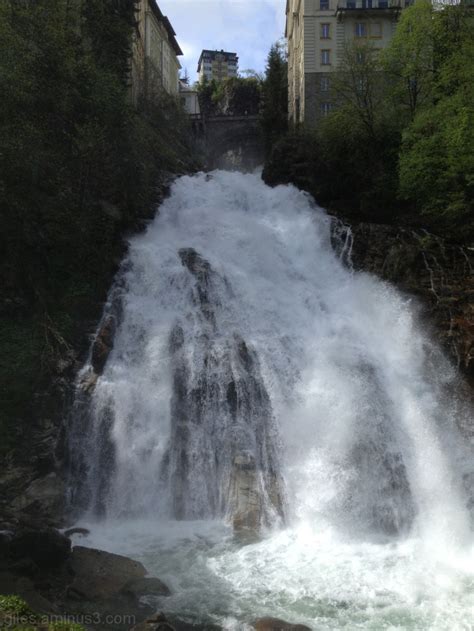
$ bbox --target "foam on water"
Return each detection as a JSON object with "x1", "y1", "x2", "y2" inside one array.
[
  {"x1": 69, "y1": 170, "x2": 474, "y2": 629},
  {"x1": 72, "y1": 516, "x2": 474, "y2": 630}
]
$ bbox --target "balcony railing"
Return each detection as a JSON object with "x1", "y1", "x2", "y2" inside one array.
[{"x1": 337, "y1": 0, "x2": 413, "y2": 9}]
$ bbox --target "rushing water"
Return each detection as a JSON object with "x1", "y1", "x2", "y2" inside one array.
[{"x1": 69, "y1": 171, "x2": 474, "y2": 630}]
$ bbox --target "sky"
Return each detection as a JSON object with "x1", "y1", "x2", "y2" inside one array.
[{"x1": 158, "y1": 0, "x2": 287, "y2": 83}]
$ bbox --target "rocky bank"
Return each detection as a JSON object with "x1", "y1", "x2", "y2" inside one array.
[{"x1": 346, "y1": 223, "x2": 473, "y2": 382}]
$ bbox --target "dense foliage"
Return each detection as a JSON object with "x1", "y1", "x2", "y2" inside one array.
[
  {"x1": 0, "y1": 595, "x2": 85, "y2": 630},
  {"x1": 197, "y1": 76, "x2": 261, "y2": 117},
  {"x1": 0, "y1": 0, "x2": 196, "y2": 452},
  {"x1": 264, "y1": 1, "x2": 474, "y2": 240}
]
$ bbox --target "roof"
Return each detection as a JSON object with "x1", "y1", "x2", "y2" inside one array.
[
  {"x1": 197, "y1": 49, "x2": 239, "y2": 72},
  {"x1": 149, "y1": 0, "x2": 183, "y2": 56}
]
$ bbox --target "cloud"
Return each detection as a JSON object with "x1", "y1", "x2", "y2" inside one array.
[{"x1": 158, "y1": 0, "x2": 286, "y2": 81}]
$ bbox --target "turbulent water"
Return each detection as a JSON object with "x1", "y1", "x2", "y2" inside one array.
[{"x1": 69, "y1": 171, "x2": 474, "y2": 629}]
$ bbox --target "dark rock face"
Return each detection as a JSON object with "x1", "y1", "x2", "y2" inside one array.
[
  {"x1": 162, "y1": 249, "x2": 285, "y2": 530},
  {"x1": 0, "y1": 399, "x2": 73, "y2": 528},
  {"x1": 91, "y1": 314, "x2": 117, "y2": 376},
  {"x1": 349, "y1": 224, "x2": 474, "y2": 380},
  {"x1": 10, "y1": 473, "x2": 65, "y2": 523}
]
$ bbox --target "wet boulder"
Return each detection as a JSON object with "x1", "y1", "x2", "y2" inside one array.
[
  {"x1": 121, "y1": 576, "x2": 171, "y2": 599},
  {"x1": 67, "y1": 546, "x2": 146, "y2": 601},
  {"x1": 253, "y1": 617, "x2": 311, "y2": 631},
  {"x1": 229, "y1": 452, "x2": 285, "y2": 534},
  {"x1": 230, "y1": 453, "x2": 262, "y2": 533}
]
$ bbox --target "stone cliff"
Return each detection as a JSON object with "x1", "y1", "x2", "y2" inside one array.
[{"x1": 347, "y1": 223, "x2": 473, "y2": 383}]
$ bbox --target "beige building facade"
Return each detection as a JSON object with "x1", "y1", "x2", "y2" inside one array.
[
  {"x1": 131, "y1": 0, "x2": 183, "y2": 104},
  {"x1": 286, "y1": 0, "x2": 411, "y2": 125},
  {"x1": 197, "y1": 50, "x2": 239, "y2": 83}
]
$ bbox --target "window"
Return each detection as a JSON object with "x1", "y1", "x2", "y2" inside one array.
[
  {"x1": 370, "y1": 22, "x2": 382, "y2": 38},
  {"x1": 347, "y1": 0, "x2": 356, "y2": 7},
  {"x1": 320, "y1": 0, "x2": 329, "y2": 9},
  {"x1": 320, "y1": 76, "x2": 330, "y2": 91},
  {"x1": 320, "y1": 23, "x2": 331, "y2": 39},
  {"x1": 320, "y1": 102, "x2": 331, "y2": 116},
  {"x1": 321, "y1": 49, "x2": 331, "y2": 65},
  {"x1": 355, "y1": 22, "x2": 367, "y2": 37}
]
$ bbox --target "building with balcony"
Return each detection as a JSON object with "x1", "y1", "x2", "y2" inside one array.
[
  {"x1": 286, "y1": 0, "x2": 411, "y2": 125},
  {"x1": 197, "y1": 50, "x2": 239, "y2": 83},
  {"x1": 131, "y1": 0, "x2": 183, "y2": 104}
]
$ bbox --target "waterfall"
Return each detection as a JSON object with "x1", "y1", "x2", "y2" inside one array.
[{"x1": 67, "y1": 170, "x2": 473, "y2": 627}]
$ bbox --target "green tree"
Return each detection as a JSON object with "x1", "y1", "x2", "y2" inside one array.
[
  {"x1": 197, "y1": 78, "x2": 221, "y2": 117},
  {"x1": 222, "y1": 77, "x2": 261, "y2": 116},
  {"x1": 398, "y1": 4, "x2": 474, "y2": 234},
  {"x1": 331, "y1": 41, "x2": 388, "y2": 141},
  {"x1": 260, "y1": 41, "x2": 288, "y2": 155},
  {"x1": 383, "y1": 0, "x2": 435, "y2": 120}
]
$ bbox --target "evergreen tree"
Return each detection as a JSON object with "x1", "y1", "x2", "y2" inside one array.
[{"x1": 260, "y1": 42, "x2": 288, "y2": 155}]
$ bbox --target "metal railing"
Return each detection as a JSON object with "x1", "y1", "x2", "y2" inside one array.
[{"x1": 337, "y1": 0, "x2": 413, "y2": 9}]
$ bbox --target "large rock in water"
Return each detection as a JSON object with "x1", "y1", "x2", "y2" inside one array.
[
  {"x1": 253, "y1": 617, "x2": 311, "y2": 631},
  {"x1": 121, "y1": 577, "x2": 171, "y2": 599},
  {"x1": 67, "y1": 546, "x2": 147, "y2": 601},
  {"x1": 229, "y1": 453, "x2": 284, "y2": 534},
  {"x1": 130, "y1": 612, "x2": 222, "y2": 631},
  {"x1": 229, "y1": 453, "x2": 261, "y2": 532}
]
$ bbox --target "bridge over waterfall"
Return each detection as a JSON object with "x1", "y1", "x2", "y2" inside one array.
[{"x1": 191, "y1": 114, "x2": 263, "y2": 170}]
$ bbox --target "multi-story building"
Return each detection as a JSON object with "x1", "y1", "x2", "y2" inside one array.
[
  {"x1": 197, "y1": 50, "x2": 239, "y2": 83},
  {"x1": 286, "y1": 0, "x2": 412, "y2": 125},
  {"x1": 131, "y1": 0, "x2": 183, "y2": 104}
]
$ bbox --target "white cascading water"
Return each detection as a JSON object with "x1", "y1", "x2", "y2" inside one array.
[{"x1": 69, "y1": 171, "x2": 474, "y2": 630}]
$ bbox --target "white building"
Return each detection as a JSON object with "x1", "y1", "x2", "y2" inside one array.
[{"x1": 179, "y1": 81, "x2": 201, "y2": 116}]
